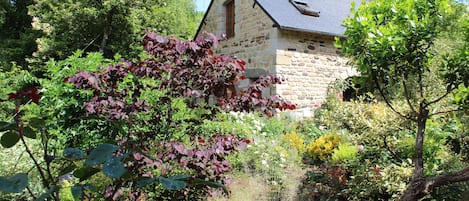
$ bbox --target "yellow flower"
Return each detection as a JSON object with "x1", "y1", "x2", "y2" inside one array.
[
  {"x1": 282, "y1": 132, "x2": 306, "y2": 154},
  {"x1": 306, "y1": 133, "x2": 342, "y2": 162}
]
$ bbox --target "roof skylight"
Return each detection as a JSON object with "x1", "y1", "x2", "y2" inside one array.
[{"x1": 290, "y1": 0, "x2": 320, "y2": 17}]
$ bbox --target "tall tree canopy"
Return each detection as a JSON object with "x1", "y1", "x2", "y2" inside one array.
[
  {"x1": 341, "y1": 0, "x2": 468, "y2": 200},
  {"x1": 0, "y1": 0, "x2": 40, "y2": 68},
  {"x1": 28, "y1": 0, "x2": 202, "y2": 65}
]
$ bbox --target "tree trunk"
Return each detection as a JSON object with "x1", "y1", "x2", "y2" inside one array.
[
  {"x1": 400, "y1": 166, "x2": 469, "y2": 200},
  {"x1": 400, "y1": 103, "x2": 429, "y2": 201},
  {"x1": 400, "y1": 103, "x2": 469, "y2": 200},
  {"x1": 100, "y1": 8, "x2": 114, "y2": 54}
]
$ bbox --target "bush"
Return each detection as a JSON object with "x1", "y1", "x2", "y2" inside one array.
[
  {"x1": 315, "y1": 95, "x2": 412, "y2": 146},
  {"x1": 0, "y1": 33, "x2": 296, "y2": 200},
  {"x1": 331, "y1": 143, "x2": 358, "y2": 163},
  {"x1": 308, "y1": 95, "x2": 468, "y2": 200},
  {"x1": 306, "y1": 133, "x2": 342, "y2": 163},
  {"x1": 282, "y1": 131, "x2": 306, "y2": 155}
]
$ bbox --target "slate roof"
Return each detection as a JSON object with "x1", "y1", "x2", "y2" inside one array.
[
  {"x1": 195, "y1": 0, "x2": 364, "y2": 38},
  {"x1": 255, "y1": 0, "x2": 363, "y2": 37}
]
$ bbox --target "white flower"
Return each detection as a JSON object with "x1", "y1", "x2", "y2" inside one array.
[
  {"x1": 255, "y1": 125, "x2": 261, "y2": 131},
  {"x1": 261, "y1": 160, "x2": 269, "y2": 168}
]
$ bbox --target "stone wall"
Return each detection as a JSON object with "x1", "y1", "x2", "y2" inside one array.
[
  {"x1": 198, "y1": 0, "x2": 356, "y2": 117},
  {"x1": 274, "y1": 30, "x2": 357, "y2": 116},
  {"x1": 199, "y1": 0, "x2": 278, "y2": 76}
]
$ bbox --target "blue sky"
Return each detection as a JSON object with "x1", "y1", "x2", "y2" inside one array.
[{"x1": 194, "y1": 0, "x2": 210, "y2": 12}]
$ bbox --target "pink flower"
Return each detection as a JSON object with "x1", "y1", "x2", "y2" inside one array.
[
  {"x1": 374, "y1": 166, "x2": 381, "y2": 175},
  {"x1": 357, "y1": 145, "x2": 364, "y2": 151}
]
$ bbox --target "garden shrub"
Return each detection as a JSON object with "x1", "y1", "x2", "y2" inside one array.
[
  {"x1": 0, "y1": 32, "x2": 296, "y2": 200},
  {"x1": 295, "y1": 119, "x2": 325, "y2": 142},
  {"x1": 38, "y1": 51, "x2": 124, "y2": 151},
  {"x1": 196, "y1": 111, "x2": 264, "y2": 139},
  {"x1": 315, "y1": 94, "x2": 412, "y2": 146},
  {"x1": 308, "y1": 94, "x2": 469, "y2": 200},
  {"x1": 331, "y1": 143, "x2": 358, "y2": 163},
  {"x1": 282, "y1": 131, "x2": 306, "y2": 155},
  {"x1": 306, "y1": 133, "x2": 342, "y2": 163}
]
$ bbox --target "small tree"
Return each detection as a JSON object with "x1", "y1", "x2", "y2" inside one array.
[
  {"x1": 340, "y1": 0, "x2": 468, "y2": 200},
  {"x1": 0, "y1": 32, "x2": 295, "y2": 200}
]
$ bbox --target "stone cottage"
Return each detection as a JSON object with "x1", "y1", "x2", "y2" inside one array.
[{"x1": 196, "y1": 0, "x2": 360, "y2": 117}]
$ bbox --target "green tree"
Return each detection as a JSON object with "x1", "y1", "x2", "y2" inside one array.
[
  {"x1": 28, "y1": 0, "x2": 202, "y2": 67},
  {"x1": 0, "y1": 0, "x2": 40, "y2": 69},
  {"x1": 340, "y1": 0, "x2": 468, "y2": 200}
]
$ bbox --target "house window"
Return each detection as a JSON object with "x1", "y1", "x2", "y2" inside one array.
[
  {"x1": 224, "y1": 0, "x2": 235, "y2": 38},
  {"x1": 290, "y1": 0, "x2": 320, "y2": 17}
]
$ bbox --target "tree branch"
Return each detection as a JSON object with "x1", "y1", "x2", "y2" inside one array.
[
  {"x1": 26, "y1": 186, "x2": 37, "y2": 200},
  {"x1": 430, "y1": 108, "x2": 462, "y2": 117},
  {"x1": 382, "y1": 135, "x2": 402, "y2": 162},
  {"x1": 373, "y1": 73, "x2": 416, "y2": 121},
  {"x1": 13, "y1": 151, "x2": 25, "y2": 171},
  {"x1": 14, "y1": 104, "x2": 50, "y2": 189},
  {"x1": 424, "y1": 166, "x2": 469, "y2": 194},
  {"x1": 417, "y1": 65, "x2": 424, "y2": 101},
  {"x1": 402, "y1": 73, "x2": 418, "y2": 115},
  {"x1": 83, "y1": 32, "x2": 103, "y2": 52},
  {"x1": 42, "y1": 130, "x2": 56, "y2": 185},
  {"x1": 425, "y1": 85, "x2": 456, "y2": 107}
]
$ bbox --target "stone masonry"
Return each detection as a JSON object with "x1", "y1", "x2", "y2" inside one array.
[{"x1": 198, "y1": 0, "x2": 357, "y2": 117}]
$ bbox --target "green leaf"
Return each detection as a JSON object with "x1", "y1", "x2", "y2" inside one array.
[
  {"x1": 102, "y1": 157, "x2": 126, "y2": 179},
  {"x1": 158, "y1": 176, "x2": 187, "y2": 190},
  {"x1": 85, "y1": 144, "x2": 118, "y2": 166},
  {"x1": 71, "y1": 184, "x2": 83, "y2": 201},
  {"x1": 59, "y1": 163, "x2": 78, "y2": 176},
  {"x1": 0, "y1": 122, "x2": 16, "y2": 132},
  {"x1": 28, "y1": 118, "x2": 45, "y2": 129},
  {"x1": 36, "y1": 185, "x2": 59, "y2": 201},
  {"x1": 83, "y1": 183, "x2": 97, "y2": 192},
  {"x1": 1, "y1": 131, "x2": 20, "y2": 148},
  {"x1": 23, "y1": 126, "x2": 36, "y2": 139},
  {"x1": 0, "y1": 173, "x2": 28, "y2": 193},
  {"x1": 136, "y1": 178, "x2": 157, "y2": 188},
  {"x1": 63, "y1": 148, "x2": 85, "y2": 159},
  {"x1": 0, "y1": 121, "x2": 12, "y2": 132},
  {"x1": 73, "y1": 167, "x2": 100, "y2": 182},
  {"x1": 169, "y1": 174, "x2": 190, "y2": 181}
]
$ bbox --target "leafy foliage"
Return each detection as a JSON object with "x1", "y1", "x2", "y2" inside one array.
[
  {"x1": 29, "y1": 0, "x2": 203, "y2": 66},
  {"x1": 310, "y1": 94, "x2": 468, "y2": 200},
  {"x1": 331, "y1": 143, "x2": 358, "y2": 163},
  {"x1": 37, "y1": 51, "x2": 122, "y2": 150},
  {"x1": 0, "y1": 31, "x2": 296, "y2": 200},
  {"x1": 0, "y1": 0, "x2": 39, "y2": 69},
  {"x1": 282, "y1": 131, "x2": 306, "y2": 155},
  {"x1": 340, "y1": 0, "x2": 468, "y2": 199},
  {"x1": 0, "y1": 173, "x2": 28, "y2": 193},
  {"x1": 68, "y1": 32, "x2": 295, "y2": 118},
  {"x1": 306, "y1": 133, "x2": 342, "y2": 163}
]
